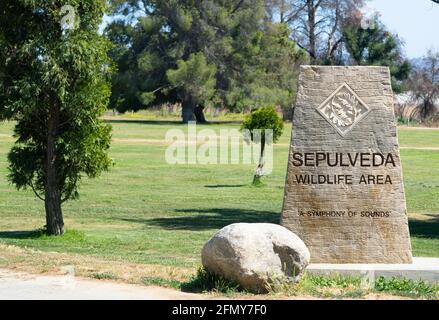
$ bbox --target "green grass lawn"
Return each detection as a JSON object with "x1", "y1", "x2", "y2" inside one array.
[{"x1": 0, "y1": 120, "x2": 438, "y2": 270}]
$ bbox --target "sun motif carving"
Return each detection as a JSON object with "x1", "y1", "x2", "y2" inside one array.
[{"x1": 317, "y1": 83, "x2": 371, "y2": 136}]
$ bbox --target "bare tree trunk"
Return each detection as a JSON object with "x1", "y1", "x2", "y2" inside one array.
[
  {"x1": 182, "y1": 94, "x2": 195, "y2": 123},
  {"x1": 253, "y1": 137, "x2": 266, "y2": 186},
  {"x1": 307, "y1": 0, "x2": 317, "y2": 64},
  {"x1": 279, "y1": 0, "x2": 286, "y2": 22},
  {"x1": 421, "y1": 99, "x2": 435, "y2": 121},
  {"x1": 326, "y1": 0, "x2": 342, "y2": 64},
  {"x1": 194, "y1": 106, "x2": 208, "y2": 123},
  {"x1": 45, "y1": 97, "x2": 64, "y2": 236}
]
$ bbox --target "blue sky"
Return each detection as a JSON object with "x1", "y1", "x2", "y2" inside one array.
[{"x1": 369, "y1": 0, "x2": 439, "y2": 59}]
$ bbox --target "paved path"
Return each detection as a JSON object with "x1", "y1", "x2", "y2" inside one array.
[{"x1": 0, "y1": 269, "x2": 203, "y2": 300}]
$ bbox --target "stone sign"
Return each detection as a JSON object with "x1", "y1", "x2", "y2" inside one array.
[{"x1": 281, "y1": 66, "x2": 412, "y2": 264}]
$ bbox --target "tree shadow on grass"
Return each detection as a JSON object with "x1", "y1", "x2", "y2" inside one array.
[
  {"x1": 409, "y1": 214, "x2": 439, "y2": 239},
  {"x1": 104, "y1": 119, "x2": 182, "y2": 126},
  {"x1": 121, "y1": 208, "x2": 280, "y2": 231},
  {"x1": 104, "y1": 120, "x2": 242, "y2": 126},
  {"x1": 204, "y1": 184, "x2": 247, "y2": 188},
  {"x1": 0, "y1": 230, "x2": 42, "y2": 240}
]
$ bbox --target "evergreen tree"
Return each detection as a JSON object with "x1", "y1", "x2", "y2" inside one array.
[
  {"x1": 106, "y1": 0, "x2": 306, "y2": 121},
  {"x1": 0, "y1": 1, "x2": 113, "y2": 235},
  {"x1": 167, "y1": 53, "x2": 217, "y2": 123},
  {"x1": 247, "y1": 22, "x2": 308, "y2": 119},
  {"x1": 343, "y1": 20, "x2": 411, "y2": 93}
]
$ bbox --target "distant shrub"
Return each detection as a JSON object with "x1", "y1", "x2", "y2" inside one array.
[{"x1": 241, "y1": 106, "x2": 283, "y2": 185}]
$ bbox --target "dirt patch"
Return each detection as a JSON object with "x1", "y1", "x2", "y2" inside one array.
[{"x1": 0, "y1": 243, "x2": 194, "y2": 285}]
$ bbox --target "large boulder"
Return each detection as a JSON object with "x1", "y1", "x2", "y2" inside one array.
[{"x1": 201, "y1": 223, "x2": 310, "y2": 293}]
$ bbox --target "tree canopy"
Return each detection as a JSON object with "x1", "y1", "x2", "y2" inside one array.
[
  {"x1": 106, "y1": 0, "x2": 308, "y2": 121},
  {"x1": 343, "y1": 19, "x2": 411, "y2": 93},
  {"x1": 167, "y1": 52, "x2": 217, "y2": 122},
  {"x1": 241, "y1": 105, "x2": 283, "y2": 185}
]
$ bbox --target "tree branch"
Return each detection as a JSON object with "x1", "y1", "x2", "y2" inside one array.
[
  {"x1": 296, "y1": 41, "x2": 314, "y2": 57},
  {"x1": 315, "y1": 0, "x2": 325, "y2": 9},
  {"x1": 283, "y1": 2, "x2": 308, "y2": 24},
  {"x1": 29, "y1": 180, "x2": 45, "y2": 202},
  {"x1": 231, "y1": 0, "x2": 245, "y2": 14}
]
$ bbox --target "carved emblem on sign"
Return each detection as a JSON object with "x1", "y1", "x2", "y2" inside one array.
[{"x1": 317, "y1": 83, "x2": 370, "y2": 136}]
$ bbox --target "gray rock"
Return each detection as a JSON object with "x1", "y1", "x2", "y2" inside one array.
[{"x1": 201, "y1": 223, "x2": 310, "y2": 293}]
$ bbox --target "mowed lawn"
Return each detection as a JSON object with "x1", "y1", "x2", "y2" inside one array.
[{"x1": 0, "y1": 120, "x2": 438, "y2": 269}]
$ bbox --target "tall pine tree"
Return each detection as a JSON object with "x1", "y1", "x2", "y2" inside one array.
[{"x1": 343, "y1": 20, "x2": 410, "y2": 93}]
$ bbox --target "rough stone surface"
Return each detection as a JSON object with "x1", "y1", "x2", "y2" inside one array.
[
  {"x1": 281, "y1": 66, "x2": 412, "y2": 264},
  {"x1": 201, "y1": 223, "x2": 310, "y2": 293}
]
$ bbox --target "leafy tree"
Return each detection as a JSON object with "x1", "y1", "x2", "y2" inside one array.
[
  {"x1": 106, "y1": 0, "x2": 268, "y2": 121},
  {"x1": 167, "y1": 53, "x2": 217, "y2": 123},
  {"x1": 343, "y1": 20, "x2": 411, "y2": 93},
  {"x1": 0, "y1": 1, "x2": 113, "y2": 235},
  {"x1": 241, "y1": 106, "x2": 283, "y2": 186},
  {"x1": 220, "y1": 22, "x2": 308, "y2": 118},
  {"x1": 105, "y1": 20, "x2": 140, "y2": 113},
  {"x1": 106, "y1": 1, "x2": 305, "y2": 121},
  {"x1": 106, "y1": 9, "x2": 181, "y2": 114},
  {"x1": 251, "y1": 22, "x2": 308, "y2": 119},
  {"x1": 407, "y1": 50, "x2": 439, "y2": 120}
]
